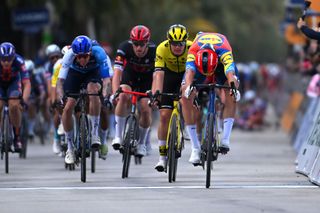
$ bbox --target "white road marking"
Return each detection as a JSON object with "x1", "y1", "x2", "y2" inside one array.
[{"x1": 0, "y1": 185, "x2": 318, "y2": 191}]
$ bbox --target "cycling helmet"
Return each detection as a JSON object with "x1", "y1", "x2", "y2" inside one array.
[
  {"x1": 0, "y1": 42, "x2": 15, "y2": 61},
  {"x1": 167, "y1": 24, "x2": 188, "y2": 42},
  {"x1": 45, "y1": 44, "x2": 61, "y2": 57},
  {"x1": 130, "y1": 25, "x2": 151, "y2": 41},
  {"x1": 195, "y1": 44, "x2": 218, "y2": 76},
  {"x1": 71, "y1": 35, "x2": 92, "y2": 54}
]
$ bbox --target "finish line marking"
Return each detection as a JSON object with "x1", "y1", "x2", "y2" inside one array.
[{"x1": 0, "y1": 185, "x2": 318, "y2": 191}]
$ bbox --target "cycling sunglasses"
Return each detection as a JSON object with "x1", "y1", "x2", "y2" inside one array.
[
  {"x1": 132, "y1": 41, "x2": 147, "y2": 47},
  {"x1": 170, "y1": 41, "x2": 186, "y2": 47},
  {"x1": 0, "y1": 55, "x2": 14, "y2": 62},
  {"x1": 76, "y1": 53, "x2": 91, "y2": 59}
]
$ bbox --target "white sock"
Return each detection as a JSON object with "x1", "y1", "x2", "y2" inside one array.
[
  {"x1": 100, "y1": 129, "x2": 108, "y2": 145},
  {"x1": 28, "y1": 118, "x2": 36, "y2": 134},
  {"x1": 138, "y1": 126, "x2": 149, "y2": 145},
  {"x1": 89, "y1": 115, "x2": 100, "y2": 137},
  {"x1": 222, "y1": 118, "x2": 234, "y2": 146},
  {"x1": 65, "y1": 130, "x2": 74, "y2": 151},
  {"x1": 115, "y1": 116, "x2": 126, "y2": 139},
  {"x1": 186, "y1": 125, "x2": 200, "y2": 150},
  {"x1": 158, "y1": 140, "x2": 166, "y2": 161}
]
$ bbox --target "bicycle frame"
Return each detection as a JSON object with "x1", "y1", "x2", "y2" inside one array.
[{"x1": 114, "y1": 88, "x2": 149, "y2": 178}]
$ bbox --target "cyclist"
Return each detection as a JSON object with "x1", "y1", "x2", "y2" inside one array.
[
  {"x1": 151, "y1": 24, "x2": 192, "y2": 171},
  {"x1": 181, "y1": 32, "x2": 240, "y2": 165},
  {"x1": 57, "y1": 35, "x2": 111, "y2": 164},
  {"x1": 50, "y1": 45, "x2": 70, "y2": 154},
  {"x1": 111, "y1": 25, "x2": 156, "y2": 157},
  {"x1": 0, "y1": 42, "x2": 31, "y2": 152}
]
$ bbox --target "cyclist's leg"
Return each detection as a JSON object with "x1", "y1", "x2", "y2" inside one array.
[
  {"x1": 112, "y1": 67, "x2": 134, "y2": 150},
  {"x1": 216, "y1": 71, "x2": 238, "y2": 152},
  {"x1": 87, "y1": 81, "x2": 102, "y2": 148},
  {"x1": 180, "y1": 84, "x2": 201, "y2": 164},
  {"x1": 7, "y1": 79, "x2": 23, "y2": 151},
  {"x1": 136, "y1": 97, "x2": 151, "y2": 156},
  {"x1": 155, "y1": 107, "x2": 172, "y2": 171},
  {"x1": 99, "y1": 106, "x2": 109, "y2": 159},
  {"x1": 112, "y1": 84, "x2": 131, "y2": 149}
]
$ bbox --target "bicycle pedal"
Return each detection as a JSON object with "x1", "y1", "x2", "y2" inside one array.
[{"x1": 192, "y1": 162, "x2": 201, "y2": 167}]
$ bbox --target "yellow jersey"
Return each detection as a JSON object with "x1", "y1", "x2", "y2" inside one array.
[
  {"x1": 155, "y1": 40, "x2": 192, "y2": 73},
  {"x1": 51, "y1": 58, "x2": 62, "y2": 87}
]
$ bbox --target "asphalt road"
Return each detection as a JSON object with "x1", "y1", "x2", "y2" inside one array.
[{"x1": 0, "y1": 128, "x2": 319, "y2": 213}]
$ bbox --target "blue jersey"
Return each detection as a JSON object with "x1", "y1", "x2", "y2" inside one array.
[{"x1": 59, "y1": 45, "x2": 111, "y2": 79}]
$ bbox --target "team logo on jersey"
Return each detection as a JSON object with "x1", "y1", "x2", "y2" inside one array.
[{"x1": 197, "y1": 34, "x2": 223, "y2": 46}]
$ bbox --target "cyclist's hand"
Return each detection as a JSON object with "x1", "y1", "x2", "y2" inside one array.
[
  {"x1": 229, "y1": 82, "x2": 241, "y2": 102},
  {"x1": 184, "y1": 85, "x2": 194, "y2": 99}
]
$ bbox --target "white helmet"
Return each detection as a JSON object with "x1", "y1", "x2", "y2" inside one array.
[
  {"x1": 45, "y1": 44, "x2": 61, "y2": 57},
  {"x1": 24, "y1": 59, "x2": 35, "y2": 71}
]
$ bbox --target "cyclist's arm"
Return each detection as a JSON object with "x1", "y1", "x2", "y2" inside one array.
[
  {"x1": 153, "y1": 44, "x2": 166, "y2": 93},
  {"x1": 112, "y1": 45, "x2": 126, "y2": 93},
  {"x1": 219, "y1": 50, "x2": 239, "y2": 88}
]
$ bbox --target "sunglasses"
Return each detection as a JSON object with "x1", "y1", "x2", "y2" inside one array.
[
  {"x1": 132, "y1": 41, "x2": 147, "y2": 47},
  {"x1": 0, "y1": 56, "x2": 14, "y2": 62},
  {"x1": 170, "y1": 41, "x2": 186, "y2": 47},
  {"x1": 76, "y1": 53, "x2": 90, "y2": 59}
]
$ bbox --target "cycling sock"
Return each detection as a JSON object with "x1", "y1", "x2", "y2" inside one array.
[
  {"x1": 28, "y1": 118, "x2": 35, "y2": 135},
  {"x1": 222, "y1": 118, "x2": 234, "y2": 146},
  {"x1": 89, "y1": 115, "x2": 100, "y2": 137},
  {"x1": 115, "y1": 115, "x2": 126, "y2": 139},
  {"x1": 65, "y1": 130, "x2": 74, "y2": 150},
  {"x1": 158, "y1": 140, "x2": 166, "y2": 157},
  {"x1": 54, "y1": 128, "x2": 60, "y2": 142},
  {"x1": 138, "y1": 126, "x2": 149, "y2": 145},
  {"x1": 145, "y1": 128, "x2": 151, "y2": 146},
  {"x1": 186, "y1": 125, "x2": 200, "y2": 150},
  {"x1": 100, "y1": 128, "x2": 108, "y2": 145}
]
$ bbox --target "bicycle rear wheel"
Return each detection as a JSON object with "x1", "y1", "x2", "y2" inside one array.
[
  {"x1": 80, "y1": 114, "x2": 88, "y2": 182},
  {"x1": 168, "y1": 114, "x2": 178, "y2": 183},
  {"x1": 205, "y1": 113, "x2": 214, "y2": 188}
]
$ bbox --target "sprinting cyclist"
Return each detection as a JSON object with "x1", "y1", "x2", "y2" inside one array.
[
  {"x1": 57, "y1": 35, "x2": 111, "y2": 164},
  {"x1": 111, "y1": 25, "x2": 156, "y2": 157},
  {"x1": 181, "y1": 32, "x2": 240, "y2": 165},
  {"x1": 151, "y1": 24, "x2": 193, "y2": 172},
  {"x1": 0, "y1": 42, "x2": 31, "y2": 152}
]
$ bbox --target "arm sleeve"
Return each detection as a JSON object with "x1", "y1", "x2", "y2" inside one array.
[
  {"x1": 155, "y1": 44, "x2": 166, "y2": 71},
  {"x1": 114, "y1": 42, "x2": 127, "y2": 71},
  {"x1": 301, "y1": 26, "x2": 320, "y2": 41},
  {"x1": 93, "y1": 46, "x2": 110, "y2": 79},
  {"x1": 58, "y1": 49, "x2": 75, "y2": 79}
]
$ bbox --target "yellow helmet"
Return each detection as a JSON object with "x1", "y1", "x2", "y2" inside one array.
[{"x1": 167, "y1": 24, "x2": 189, "y2": 42}]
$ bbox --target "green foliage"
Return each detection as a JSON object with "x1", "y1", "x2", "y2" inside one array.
[{"x1": 3, "y1": 0, "x2": 287, "y2": 62}]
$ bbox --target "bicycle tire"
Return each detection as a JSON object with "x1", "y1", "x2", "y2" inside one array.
[
  {"x1": 4, "y1": 113, "x2": 10, "y2": 174},
  {"x1": 80, "y1": 114, "x2": 88, "y2": 182},
  {"x1": 91, "y1": 149, "x2": 96, "y2": 173},
  {"x1": 122, "y1": 116, "x2": 133, "y2": 178},
  {"x1": 206, "y1": 113, "x2": 215, "y2": 188},
  {"x1": 168, "y1": 114, "x2": 177, "y2": 183},
  {"x1": 20, "y1": 115, "x2": 28, "y2": 159}
]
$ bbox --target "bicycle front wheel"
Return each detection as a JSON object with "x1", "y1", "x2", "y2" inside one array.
[
  {"x1": 122, "y1": 116, "x2": 137, "y2": 178},
  {"x1": 3, "y1": 114, "x2": 10, "y2": 174},
  {"x1": 79, "y1": 114, "x2": 89, "y2": 182},
  {"x1": 205, "y1": 113, "x2": 215, "y2": 188},
  {"x1": 168, "y1": 114, "x2": 178, "y2": 183}
]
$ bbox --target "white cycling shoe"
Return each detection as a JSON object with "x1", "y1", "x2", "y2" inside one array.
[
  {"x1": 65, "y1": 150, "x2": 75, "y2": 164},
  {"x1": 189, "y1": 148, "x2": 201, "y2": 164}
]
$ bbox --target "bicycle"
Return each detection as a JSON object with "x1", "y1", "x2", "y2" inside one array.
[
  {"x1": 113, "y1": 87, "x2": 150, "y2": 179},
  {"x1": 151, "y1": 92, "x2": 185, "y2": 183},
  {"x1": 193, "y1": 82, "x2": 236, "y2": 188},
  {"x1": 66, "y1": 88, "x2": 101, "y2": 182},
  {"x1": 0, "y1": 97, "x2": 23, "y2": 173}
]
